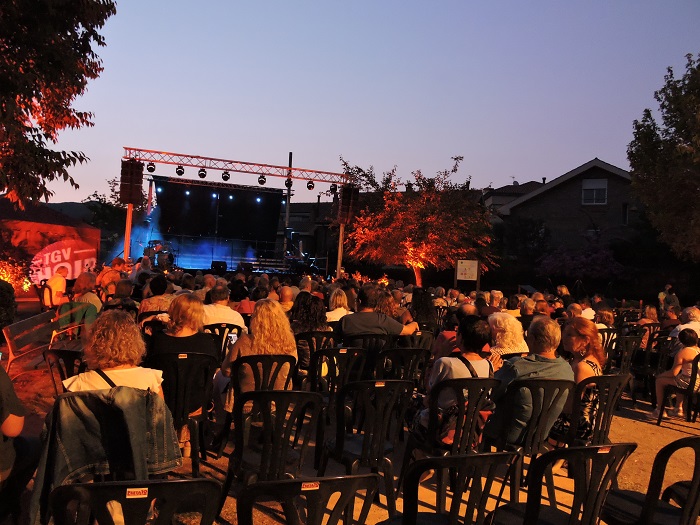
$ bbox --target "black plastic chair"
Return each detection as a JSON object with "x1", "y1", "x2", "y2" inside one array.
[
  {"x1": 219, "y1": 390, "x2": 323, "y2": 514},
  {"x1": 559, "y1": 373, "x2": 632, "y2": 447},
  {"x1": 382, "y1": 452, "x2": 521, "y2": 525},
  {"x1": 341, "y1": 333, "x2": 396, "y2": 378},
  {"x1": 49, "y1": 478, "x2": 221, "y2": 525},
  {"x1": 610, "y1": 334, "x2": 644, "y2": 376},
  {"x1": 601, "y1": 436, "x2": 700, "y2": 525},
  {"x1": 36, "y1": 280, "x2": 56, "y2": 312},
  {"x1": 375, "y1": 347, "x2": 431, "y2": 386},
  {"x1": 101, "y1": 301, "x2": 139, "y2": 321},
  {"x1": 237, "y1": 474, "x2": 379, "y2": 525},
  {"x1": 44, "y1": 349, "x2": 86, "y2": 397},
  {"x1": 395, "y1": 331, "x2": 435, "y2": 350},
  {"x1": 630, "y1": 328, "x2": 670, "y2": 405},
  {"x1": 213, "y1": 354, "x2": 297, "y2": 458},
  {"x1": 657, "y1": 353, "x2": 700, "y2": 426},
  {"x1": 318, "y1": 379, "x2": 413, "y2": 518},
  {"x1": 490, "y1": 443, "x2": 637, "y2": 525},
  {"x1": 295, "y1": 330, "x2": 337, "y2": 357},
  {"x1": 484, "y1": 378, "x2": 575, "y2": 504},
  {"x1": 203, "y1": 322, "x2": 244, "y2": 362},
  {"x1": 398, "y1": 378, "x2": 499, "y2": 511},
  {"x1": 599, "y1": 327, "x2": 618, "y2": 362},
  {"x1": 147, "y1": 352, "x2": 219, "y2": 477}
]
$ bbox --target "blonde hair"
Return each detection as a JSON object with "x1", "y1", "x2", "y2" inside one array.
[
  {"x1": 643, "y1": 305, "x2": 659, "y2": 323},
  {"x1": 329, "y1": 288, "x2": 349, "y2": 310},
  {"x1": 167, "y1": 294, "x2": 205, "y2": 333},
  {"x1": 488, "y1": 312, "x2": 526, "y2": 350},
  {"x1": 73, "y1": 272, "x2": 97, "y2": 295},
  {"x1": 249, "y1": 298, "x2": 296, "y2": 356},
  {"x1": 85, "y1": 310, "x2": 145, "y2": 369}
]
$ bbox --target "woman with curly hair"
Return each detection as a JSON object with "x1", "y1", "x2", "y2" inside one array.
[
  {"x1": 549, "y1": 316, "x2": 605, "y2": 444},
  {"x1": 487, "y1": 312, "x2": 529, "y2": 364},
  {"x1": 289, "y1": 293, "x2": 331, "y2": 370},
  {"x1": 221, "y1": 299, "x2": 297, "y2": 396},
  {"x1": 63, "y1": 310, "x2": 163, "y2": 395}
]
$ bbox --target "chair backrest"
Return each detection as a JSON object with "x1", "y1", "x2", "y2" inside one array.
[
  {"x1": 503, "y1": 378, "x2": 574, "y2": 456},
  {"x1": 524, "y1": 443, "x2": 637, "y2": 525},
  {"x1": 614, "y1": 334, "x2": 644, "y2": 375},
  {"x1": 396, "y1": 331, "x2": 435, "y2": 350},
  {"x1": 203, "y1": 323, "x2": 244, "y2": 362},
  {"x1": 35, "y1": 280, "x2": 55, "y2": 311},
  {"x1": 148, "y1": 352, "x2": 219, "y2": 429},
  {"x1": 295, "y1": 330, "x2": 337, "y2": 355},
  {"x1": 49, "y1": 478, "x2": 221, "y2": 525},
  {"x1": 101, "y1": 301, "x2": 139, "y2": 320},
  {"x1": 598, "y1": 328, "x2": 618, "y2": 360},
  {"x1": 403, "y1": 452, "x2": 521, "y2": 525},
  {"x1": 237, "y1": 474, "x2": 379, "y2": 525},
  {"x1": 341, "y1": 333, "x2": 395, "y2": 378},
  {"x1": 640, "y1": 436, "x2": 700, "y2": 525},
  {"x1": 231, "y1": 390, "x2": 322, "y2": 482},
  {"x1": 230, "y1": 354, "x2": 296, "y2": 399},
  {"x1": 566, "y1": 373, "x2": 632, "y2": 446},
  {"x1": 333, "y1": 380, "x2": 413, "y2": 468},
  {"x1": 375, "y1": 347, "x2": 431, "y2": 386},
  {"x1": 44, "y1": 349, "x2": 86, "y2": 397},
  {"x1": 426, "y1": 378, "x2": 500, "y2": 454}
]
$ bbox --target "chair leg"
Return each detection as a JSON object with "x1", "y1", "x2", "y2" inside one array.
[
  {"x1": 396, "y1": 434, "x2": 417, "y2": 495},
  {"x1": 382, "y1": 458, "x2": 397, "y2": 518},
  {"x1": 189, "y1": 419, "x2": 200, "y2": 478},
  {"x1": 544, "y1": 463, "x2": 557, "y2": 507},
  {"x1": 317, "y1": 445, "x2": 330, "y2": 476},
  {"x1": 214, "y1": 412, "x2": 233, "y2": 459},
  {"x1": 510, "y1": 455, "x2": 522, "y2": 504},
  {"x1": 436, "y1": 466, "x2": 448, "y2": 514},
  {"x1": 217, "y1": 466, "x2": 235, "y2": 516}
]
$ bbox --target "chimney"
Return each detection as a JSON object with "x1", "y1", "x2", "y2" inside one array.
[{"x1": 542, "y1": 177, "x2": 546, "y2": 184}]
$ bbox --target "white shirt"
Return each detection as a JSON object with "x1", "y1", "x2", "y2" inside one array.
[
  {"x1": 326, "y1": 308, "x2": 352, "y2": 322},
  {"x1": 64, "y1": 367, "x2": 163, "y2": 392},
  {"x1": 203, "y1": 303, "x2": 248, "y2": 332}
]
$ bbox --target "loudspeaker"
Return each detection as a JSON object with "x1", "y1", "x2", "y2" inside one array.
[
  {"x1": 211, "y1": 261, "x2": 227, "y2": 274},
  {"x1": 120, "y1": 159, "x2": 144, "y2": 205},
  {"x1": 338, "y1": 184, "x2": 360, "y2": 224}
]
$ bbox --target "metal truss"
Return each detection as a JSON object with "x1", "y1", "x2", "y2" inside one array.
[
  {"x1": 150, "y1": 175, "x2": 285, "y2": 194},
  {"x1": 123, "y1": 147, "x2": 349, "y2": 184}
]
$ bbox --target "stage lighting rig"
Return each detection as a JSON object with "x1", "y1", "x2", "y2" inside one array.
[
  {"x1": 198, "y1": 168, "x2": 207, "y2": 179},
  {"x1": 222, "y1": 171, "x2": 231, "y2": 181},
  {"x1": 285, "y1": 177, "x2": 293, "y2": 189},
  {"x1": 146, "y1": 162, "x2": 156, "y2": 173},
  {"x1": 258, "y1": 175, "x2": 266, "y2": 185},
  {"x1": 175, "y1": 165, "x2": 185, "y2": 176},
  {"x1": 306, "y1": 180, "x2": 315, "y2": 190}
]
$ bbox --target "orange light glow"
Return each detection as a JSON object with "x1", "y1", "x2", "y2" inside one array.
[{"x1": 0, "y1": 260, "x2": 31, "y2": 292}]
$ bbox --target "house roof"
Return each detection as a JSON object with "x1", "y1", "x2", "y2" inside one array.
[
  {"x1": 483, "y1": 180, "x2": 543, "y2": 199},
  {"x1": 498, "y1": 158, "x2": 630, "y2": 216}
]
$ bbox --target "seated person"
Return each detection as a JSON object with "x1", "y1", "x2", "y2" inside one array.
[
  {"x1": 104, "y1": 279, "x2": 140, "y2": 314},
  {"x1": 341, "y1": 285, "x2": 418, "y2": 337},
  {"x1": 654, "y1": 328, "x2": 700, "y2": 419},
  {"x1": 63, "y1": 310, "x2": 163, "y2": 395},
  {"x1": 45, "y1": 265, "x2": 70, "y2": 306},
  {"x1": 202, "y1": 284, "x2": 247, "y2": 332},
  {"x1": 483, "y1": 316, "x2": 574, "y2": 446},
  {"x1": 72, "y1": 271, "x2": 103, "y2": 313},
  {"x1": 0, "y1": 367, "x2": 41, "y2": 522}
]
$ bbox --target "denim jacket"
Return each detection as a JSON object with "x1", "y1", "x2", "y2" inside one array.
[{"x1": 30, "y1": 387, "x2": 182, "y2": 525}]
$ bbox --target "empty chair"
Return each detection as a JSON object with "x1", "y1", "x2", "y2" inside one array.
[
  {"x1": 601, "y1": 436, "x2": 700, "y2": 525},
  {"x1": 44, "y1": 349, "x2": 86, "y2": 397},
  {"x1": 203, "y1": 322, "x2": 244, "y2": 362},
  {"x1": 383, "y1": 452, "x2": 521, "y2": 525},
  {"x1": 490, "y1": 443, "x2": 637, "y2": 525},
  {"x1": 609, "y1": 334, "x2": 644, "y2": 376},
  {"x1": 49, "y1": 478, "x2": 221, "y2": 525},
  {"x1": 375, "y1": 347, "x2": 431, "y2": 386},
  {"x1": 395, "y1": 330, "x2": 435, "y2": 350},
  {"x1": 630, "y1": 329, "x2": 670, "y2": 405},
  {"x1": 342, "y1": 333, "x2": 396, "y2": 378},
  {"x1": 237, "y1": 474, "x2": 379, "y2": 525}
]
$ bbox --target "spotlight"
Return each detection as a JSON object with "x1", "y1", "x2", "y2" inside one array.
[
  {"x1": 146, "y1": 162, "x2": 156, "y2": 173},
  {"x1": 222, "y1": 171, "x2": 230, "y2": 181},
  {"x1": 175, "y1": 165, "x2": 184, "y2": 176},
  {"x1": 212, "y1": 193, "x2": 218, "y2": 199},
  {"x1": 256, "y1": 197, "x2": 262, "y2": 203},
  {"x1": 285, "y1": 177, "x2": 293, "y2": 189},
  {"x1": 306, "y1": 180, "x2": 315, "y2": 190},
  {"x1": 156, "y1": 187, "x2": 162, "y2": 193},
  {"x1": 228, "y1": 195, "x2": 233, "y2": 200},
  {"x1": 185, "y1": 190, "x2": 190, "y2": 196},
  {"x1": 258, "y1": 175, "x2": 266, "y2": 185},
  {"x1": 198, "y1": 168, "x2": 207, "y2": 179},
  {"x1": 330, "y1": 183, "x2": 338, "y2": 194}
]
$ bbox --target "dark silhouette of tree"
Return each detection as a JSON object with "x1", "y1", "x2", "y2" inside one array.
[
  {"x1": 628, "y1": 53, "x2": 700, "y2": 260},
  {"x1": 0, "y1": 0, "x2": 116, "y2": 208},
  {"x1": 344, "y1": 157, "x2": 495, "y2": 287}
]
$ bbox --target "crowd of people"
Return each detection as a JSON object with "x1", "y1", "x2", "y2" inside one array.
[{"x1": 2, "y1": 257, "x2": 700, "y2": 522}]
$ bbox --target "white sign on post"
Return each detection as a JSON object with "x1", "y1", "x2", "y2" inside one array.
[{"x1": 456, "y1": 260, "x2": 478, "y2": 281}]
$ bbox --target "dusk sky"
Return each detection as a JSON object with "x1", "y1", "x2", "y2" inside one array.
[{"x1": 47, "y1": 1, "x2": 700, "y2": 204}]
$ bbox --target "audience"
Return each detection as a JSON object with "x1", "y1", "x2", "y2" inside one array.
[
  {"x1": 71, "y1": 271, "x2": 102, "y2": 313},
  {"x1": 326, "y1": 288, "x2": 352, "y2": 322},
  {"x1": 202, "y1": 284, "x2": 247, "y2": 331},
  {"x1": 654, "y1": 328, "x2": 700, "y2": 419}
]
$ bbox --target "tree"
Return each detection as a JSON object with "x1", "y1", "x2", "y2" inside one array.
[
  {"x1": 82, "y1": 177, "x2": 149, "y2": 231},
  {"x1": 628, "y1": 53, "x2": 700, "y2": 260},
  {"x1": 343, "y1": 157, "x2": 495, "y2": 287},
  {"x1": 0, "y1": 0, "x2": 117, "y2": 208}
]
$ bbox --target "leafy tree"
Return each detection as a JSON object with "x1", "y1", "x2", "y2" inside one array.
[
  {"x1": 82, "y1": 177, "x2": 148, "y2": 231},
  {"x1": 0, "y1": 0, "x2": 117, "y2": 208},
  {"x1": 628, "y1": 53, "x2": 700, "y2": 260},
  {"x1": 343, "y1": 157, "x2": 495, "y2": 287}
]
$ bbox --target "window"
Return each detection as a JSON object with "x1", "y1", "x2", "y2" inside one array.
[{"x1": 582, "y1": 179, "x2": 607, "y2": 205}]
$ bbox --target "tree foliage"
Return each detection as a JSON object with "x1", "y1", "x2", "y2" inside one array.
[
  {"x1": 82, "y1": 177, "x2": 148, "y2": 231},
  {"x1": 628, "y1": 53, "x2": 700, "y2": 260},
  {"x1": 0, "y1": 0, "x2": 116, "y2": 208},
  {"x1": 343, "y1": 157, "x2": 495, "y2": 287}
]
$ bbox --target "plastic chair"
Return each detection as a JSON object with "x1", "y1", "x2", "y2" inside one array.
[
  {"x1": 560, "y1": 373, "x2": 632, "y2": 446},
  {"x1": 601, "y1": 436, "x2": 700, "y2": 525},
  {"x1": 219, "y1": 390, "x2": 323, "y2": 514},
  {"x1": 395, "y1": 331, "x2": 435, "y2": 350},
  {"x1": 341, "y1": 333, "x2": 396, "y2": 378},
  {"x1": 383, "y1": 452, "x2": 521, "y2": 525},
  {"x1": 49, "y1": 478, "x2": 221, "y2": 525},
  {"x1": 307, "y1": 347, "x2": 368, "y2": 421},
  {"x1": 50, "y1": 302, "x2": 98, "y2": 351},
  {"x1": 213, "y1": 354, "x2": 297, "y2": 458},
  {"x1": 610, "y1": 334, "x2": 644, "y2": 376},
  {"x1": 35, "y1": 280, "x2": 56, "y2": 312},
  {"x1": 44, "y1": 349, "x2": 86, "y2": 397},
  {"x1": 147, "y1": 352, "x2": 219, "y2": 477},
  {"x1": 490, "y1": 443, "x2": 637, "y2": 525},
  {"x1": 203, "y1": 322, "x2": 244, "y2": 362},
  {"x1": 375, "y1": 347, "x2": 431, "y2": 386},
  {"x1": 599, "y1": 327, "x2": 618, "y2": 362},
  {"x1": 630, "y1": 328, "x2": 670, "y2": 405},
  {"x1": 237, "y1": 474, "x2": 379, "y2": 525},
  {"x1": 484, "y1": 378, "x2": 574, "y2": 504},
  {"x1": 318, "y1": 379, "x2": 413, "y2": 518},
  {"x1": 398, "y1": 378, "x2": 500, "y2": 512},
  {"x1": 101, "y1": 301, "x2": 139, "y2": 321},
  {"x1": 657, "y1": 352, "x2": 700, "y2": 426},
  {"x1": 295, "y1": 330, "x2": 337, "y2": 385}
]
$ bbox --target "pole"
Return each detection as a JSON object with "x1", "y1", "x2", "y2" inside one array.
[
  {"x1": 335, "y1": 222, "x2": 345, "y2": 280},
  {"x1": 476, "y1": 261, "x2": 481, "y2": 292},
  {"x1": 124, "y1": 203, "x2": 133, "y2": 262},
  {"x1": 283, "y1": 152, "x2": 292, "y2": 256}
]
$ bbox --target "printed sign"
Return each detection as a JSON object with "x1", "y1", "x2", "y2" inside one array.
[
  {"x1": 456, "y1": 260, "x2": 478, "y2": 281},
  {"x1": 30, "y1": 239, "x2": 97, "y2": 284},
  {"x1": 125, "y1": 487, "x2": 149, "y2": 499}
]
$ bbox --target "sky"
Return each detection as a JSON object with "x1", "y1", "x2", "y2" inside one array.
[{"x1": 47, "y1": 1, "x2": 700, "y2": 204}]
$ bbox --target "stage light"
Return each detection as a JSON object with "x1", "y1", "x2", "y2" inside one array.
[
  {"x1": 146, "y1": 162, "x2": 156, "y2": 173},
  {"x1": 176, "y1": 165, "x2": 185, "y2": 176},
  {"x1": 306, "y1": 180, "x2": 315, "y2": 190},
  {"x1": 185, "y1": 190, "x2": 190, "y2": 196},
  {"x1": 258, "y1": 175, "x2": 266, "y2": 185},
  {"x1": 212, "y1": 192, "x2": 218, "y2": 199},
  {"x1": 156, "y1": 187, "x2": 162, "y2": 193},
  {"x1": 228, "y1": 195, "x2": 234, "y2": 200},
  {"x1": 198, "y1": 168, "x2": 207, "y2": 179},
  {"x1": 285, "y1": 177, "x2": 293, "y2": 189},
  {"x1": 256, "y1": 197, "x2": 262, "y2": 203},
  {"x1": 330, "y1": 183, "x2": 338, "y2": 194},
  {"x1": 222, "y1": 171, "x2": 230, "y2": 181}
]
